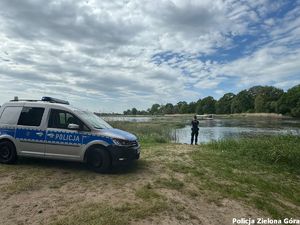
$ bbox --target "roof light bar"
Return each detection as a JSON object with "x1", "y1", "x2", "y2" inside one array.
[{"x1": 41, "y1": 96, "x2": 70, "y2": 105}]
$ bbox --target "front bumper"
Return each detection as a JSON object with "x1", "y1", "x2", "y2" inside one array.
[{"x1": 108, "y1": 144, "x2": 140, "y2": 164}]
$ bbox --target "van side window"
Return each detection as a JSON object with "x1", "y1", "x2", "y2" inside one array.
[
  {"x1": 17, "y1": 107, "x2": 45, "y2": 126},
  {"x1": 48, "y1": 109, "x2": 89, "y2": 131},
  {"x1": 0, "y1": 106, "x2": 22, "y2": 125}
]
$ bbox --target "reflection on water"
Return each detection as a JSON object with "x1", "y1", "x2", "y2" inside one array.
[{"x1": 172, "y1": 118, "x2": 300, "y2": 144}]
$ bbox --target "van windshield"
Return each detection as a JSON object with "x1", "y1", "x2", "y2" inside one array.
[{"x1": 75, "y1": 110, "x2": 112, "y2": 129}]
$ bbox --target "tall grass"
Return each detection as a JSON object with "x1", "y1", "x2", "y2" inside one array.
[
  {"x1": 186, "y1": 135, "x2": 300, "y2": 218},
  {"x1": 109, "y1": 121, "x2": 173, "y2": 143},
  {"x1": 204, "y1": 135, "x2": 300, "y2": 171}
]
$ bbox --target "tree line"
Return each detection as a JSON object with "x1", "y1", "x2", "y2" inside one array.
[{"x1": 123, "y1": 84, "x2": 300, "y2": 117}]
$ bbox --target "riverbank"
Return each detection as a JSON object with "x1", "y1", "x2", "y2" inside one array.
[{"x1": 0, "y1": 135, "x2": 299, "y2": 225}]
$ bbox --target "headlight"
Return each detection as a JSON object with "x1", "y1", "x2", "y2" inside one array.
[{"x1": 112, "y1": 138, "x2": 138, "y2": 146}]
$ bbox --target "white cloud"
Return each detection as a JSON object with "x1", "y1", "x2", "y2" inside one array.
[{"x1": 0, "y1": 0, "x2": 299, "y2": 112}]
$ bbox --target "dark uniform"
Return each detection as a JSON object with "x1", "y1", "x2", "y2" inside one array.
[{"x1": 191, "y1": 118, "x2": 199, "y2": 145}]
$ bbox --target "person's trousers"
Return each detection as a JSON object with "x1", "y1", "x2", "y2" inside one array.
[{"x1": 191, "y1": 131, "x2": 198, "y2": 144}]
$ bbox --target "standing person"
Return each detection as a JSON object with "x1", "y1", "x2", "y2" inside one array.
[{"x1": 191, "y1": 115, "x2": 199, "y2": 145}]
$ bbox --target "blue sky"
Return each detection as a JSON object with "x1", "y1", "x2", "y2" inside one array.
[{"x1": 0, "y1": 0, "x2": 299, "y2": 112}]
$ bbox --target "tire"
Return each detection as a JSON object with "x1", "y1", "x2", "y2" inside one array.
[
  {"x1": 86, "y1": 147, "x2": 111, "y2": 173},
  {"x1": 0, "y1": 140, "x2": 17, "y2": 164}
]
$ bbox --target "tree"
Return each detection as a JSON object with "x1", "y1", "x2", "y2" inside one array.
[
  {"x1": 176, "y1": 101, "x2": 189, "y2": 114},
  {"x1": 131, "y1": 108, "x2": 137, "y2": 115},
  {"x1": 231, "y1": 90, "x2": 254, "y2": 113},
  {"x1": 291, "y1": 103, "x2": 300, "y2": 117},
  {"x1": 188, "y1": 101, "x2": 197, "y2": 113},
  {"x1": 196, "y1": 96, "x2": 216, "y2": 114},
  {"x1": 277, "y1": 84, "x2": 300, "y2": 117},
  {"x1": 164, "y1": 103, "x2": 174, "y2": 114},
  {"x1": 149, "y1": 104, "x2": 160, "y2": 115},
  {"x1": 139, "y1": 110, "x2": 148, "y2": 115},
  {"x1": 121, "y1": 84, "x2": 299, "y2": 117},
  {"x1": 216, "y1": 93, "x2": 235, "y2": 114},
  {"x1": 123, "y1": 109, "x2": 131, "y2": 115},
  {"x1": 254, "y1": 94, "x2": 265, "y2": 113},
  {"x1": 249, "y1": 86, "x2": 284, "y2": 113}
]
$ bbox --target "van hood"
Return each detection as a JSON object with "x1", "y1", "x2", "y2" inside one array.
[{"x1": 97, "y1": 128, "x2": 137, "y2": 141}]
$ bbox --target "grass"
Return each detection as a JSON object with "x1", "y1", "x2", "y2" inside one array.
[
  {"x1": 155, "y1": 177, "x2": 184, "y2": 190},
  {"x1": 51, "y1": 184, "x2": 169, "y2": 225},
  {"x1": 51, "y1": 201, "x2": 169, "y2": 225},
  {"x1": 165, "y1": 135, "x2": 300, "y2": 218},
  {"x1": 109, "y1": 116, "x2": 186, "y2": 144},
  {"x1": 109, "y1": 121, "x2": 172, "y2": 143},
  {"x1": 135, "y1": 183, "x2": 163, "y2": 200},
  {"x1": 205, "y1": 135, "x2": 300, "y2": 171}
]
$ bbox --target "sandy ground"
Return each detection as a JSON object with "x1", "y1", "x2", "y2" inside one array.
[{"x1": 0, "y1": 145, "x2": 265, "y2": 225}]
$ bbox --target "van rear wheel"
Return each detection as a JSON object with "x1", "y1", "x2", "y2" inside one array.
[
  {"x1": 87, "y1": 147, "x2": 111, "y2": 173},
  {"x1": 0, "y1": 141, "x2": 17, "y2": 164}
]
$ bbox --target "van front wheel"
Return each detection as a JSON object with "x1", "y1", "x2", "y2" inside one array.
[
  {"x1": 0, "y1": 141, "x2": 17, "y2": 164},
  {"x1": 87, "y1": 147, "x2": 111, "y2": 173}
]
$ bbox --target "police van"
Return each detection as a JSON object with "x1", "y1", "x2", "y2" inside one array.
[{"x1": 0, "y1": 97, "x2": 140, "y2": 172}]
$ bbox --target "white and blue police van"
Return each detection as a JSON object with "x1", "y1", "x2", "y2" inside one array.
[{"x1": 0, "y1": 97, "x2": 140, "y2": 172}]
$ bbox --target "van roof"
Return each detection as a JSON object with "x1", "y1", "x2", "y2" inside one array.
[
  {"x1": 3, "y1": 97, "x2": 83, "y2": 112},
  {"x1": 10, "y1": 96, "x2": 69, "y2": 105}
]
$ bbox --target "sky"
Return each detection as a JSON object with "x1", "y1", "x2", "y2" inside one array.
[{"x1": 0, "y1": 0, "x2": 300, "y2": 113}]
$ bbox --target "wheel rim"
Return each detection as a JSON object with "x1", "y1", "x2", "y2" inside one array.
[
  {"x1": 0, "y1": 146, "x2": 11, "y2": 159},
  {"x1": 90, "y1": 152, "x2": 103, "y2": 168}
]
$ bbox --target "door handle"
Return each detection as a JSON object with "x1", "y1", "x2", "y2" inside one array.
[
  {"x1": 36, "y1": 132, "x2": 44, "y2": 137},
  {"x1": 47, "y1": 133, "x2": 54, "y2": 138}
]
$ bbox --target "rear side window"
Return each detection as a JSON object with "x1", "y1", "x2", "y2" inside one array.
[
  {"x1": 18, "y1": 107, "x2": 45, "y2": 126},
  {"x1": 0, "y1": 106, "x2": 22, "y2": 125}
]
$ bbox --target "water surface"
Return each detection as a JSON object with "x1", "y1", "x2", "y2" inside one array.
[{"x1": 172, "y1": 118, "x2": 300, "y2": 144}]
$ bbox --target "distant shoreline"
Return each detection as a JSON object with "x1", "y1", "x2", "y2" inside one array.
[
  {"x1": 100, "y1": 113, "x2": 294, "y2": 119},
  {"x1": 215, "y1": 113, "x2": 291, "y2": 119}
]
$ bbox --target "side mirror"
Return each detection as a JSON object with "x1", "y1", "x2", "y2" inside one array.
[{"x1": 68, "y1": 123, "x2": 80, "y2": 130}]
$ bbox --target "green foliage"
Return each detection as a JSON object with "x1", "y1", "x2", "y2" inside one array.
[
  {"x1": 177, "y1": 101, "x2": 189, "y2": 114},
  {"x1": 109, "y1": 121, "x2": 173, "y2": 144},
  {"x1": 150, "y1": 104, "x2": 161, "y2": 115},
  {"x1": 250, "y1": 86, "x2": 284, "y2": 113},
  {"x1": 254, "y1": 94, "x2": 265, "y2": 113},
  {"x1": 164, "y1": 103, "x2": 174, "y2": 114},
  {"x1": 205, "y1": 135, "x2": 300, "y2": 171},
  {"x1": 124, "y1": 108, "x2": 148, "y2": 115},
  {"x1": 231, "y1": 90, "x2": 254, "y2": 113},
  {"x1": 187, "y1": 136, "x2": 300, "y2": 218},
  {"x1": 131, "y1": 108, "x2": 137, "y2": 115},
  {"x1": 122, "y1": 84, "x2": 299, "y2": 117},
  {"x1": 248, "y1": 85, "x2": 284, "y2": 100},
  {"x1": 196, "y1": 96, "x2": 216, "y2": 114},
  {"x1": 188, "y1": 101, "x2": 197, "y2": 113},
  {"x1": 278, "y1": 84, "x2": 300, "y2": 117},
  {"x1": 216, "y1": 92, "x2": 235, "y2": 114}
]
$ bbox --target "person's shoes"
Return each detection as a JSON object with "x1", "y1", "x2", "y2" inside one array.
[{"x1": 195, "y1": 143, "x2": 198, "y2": 145}]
